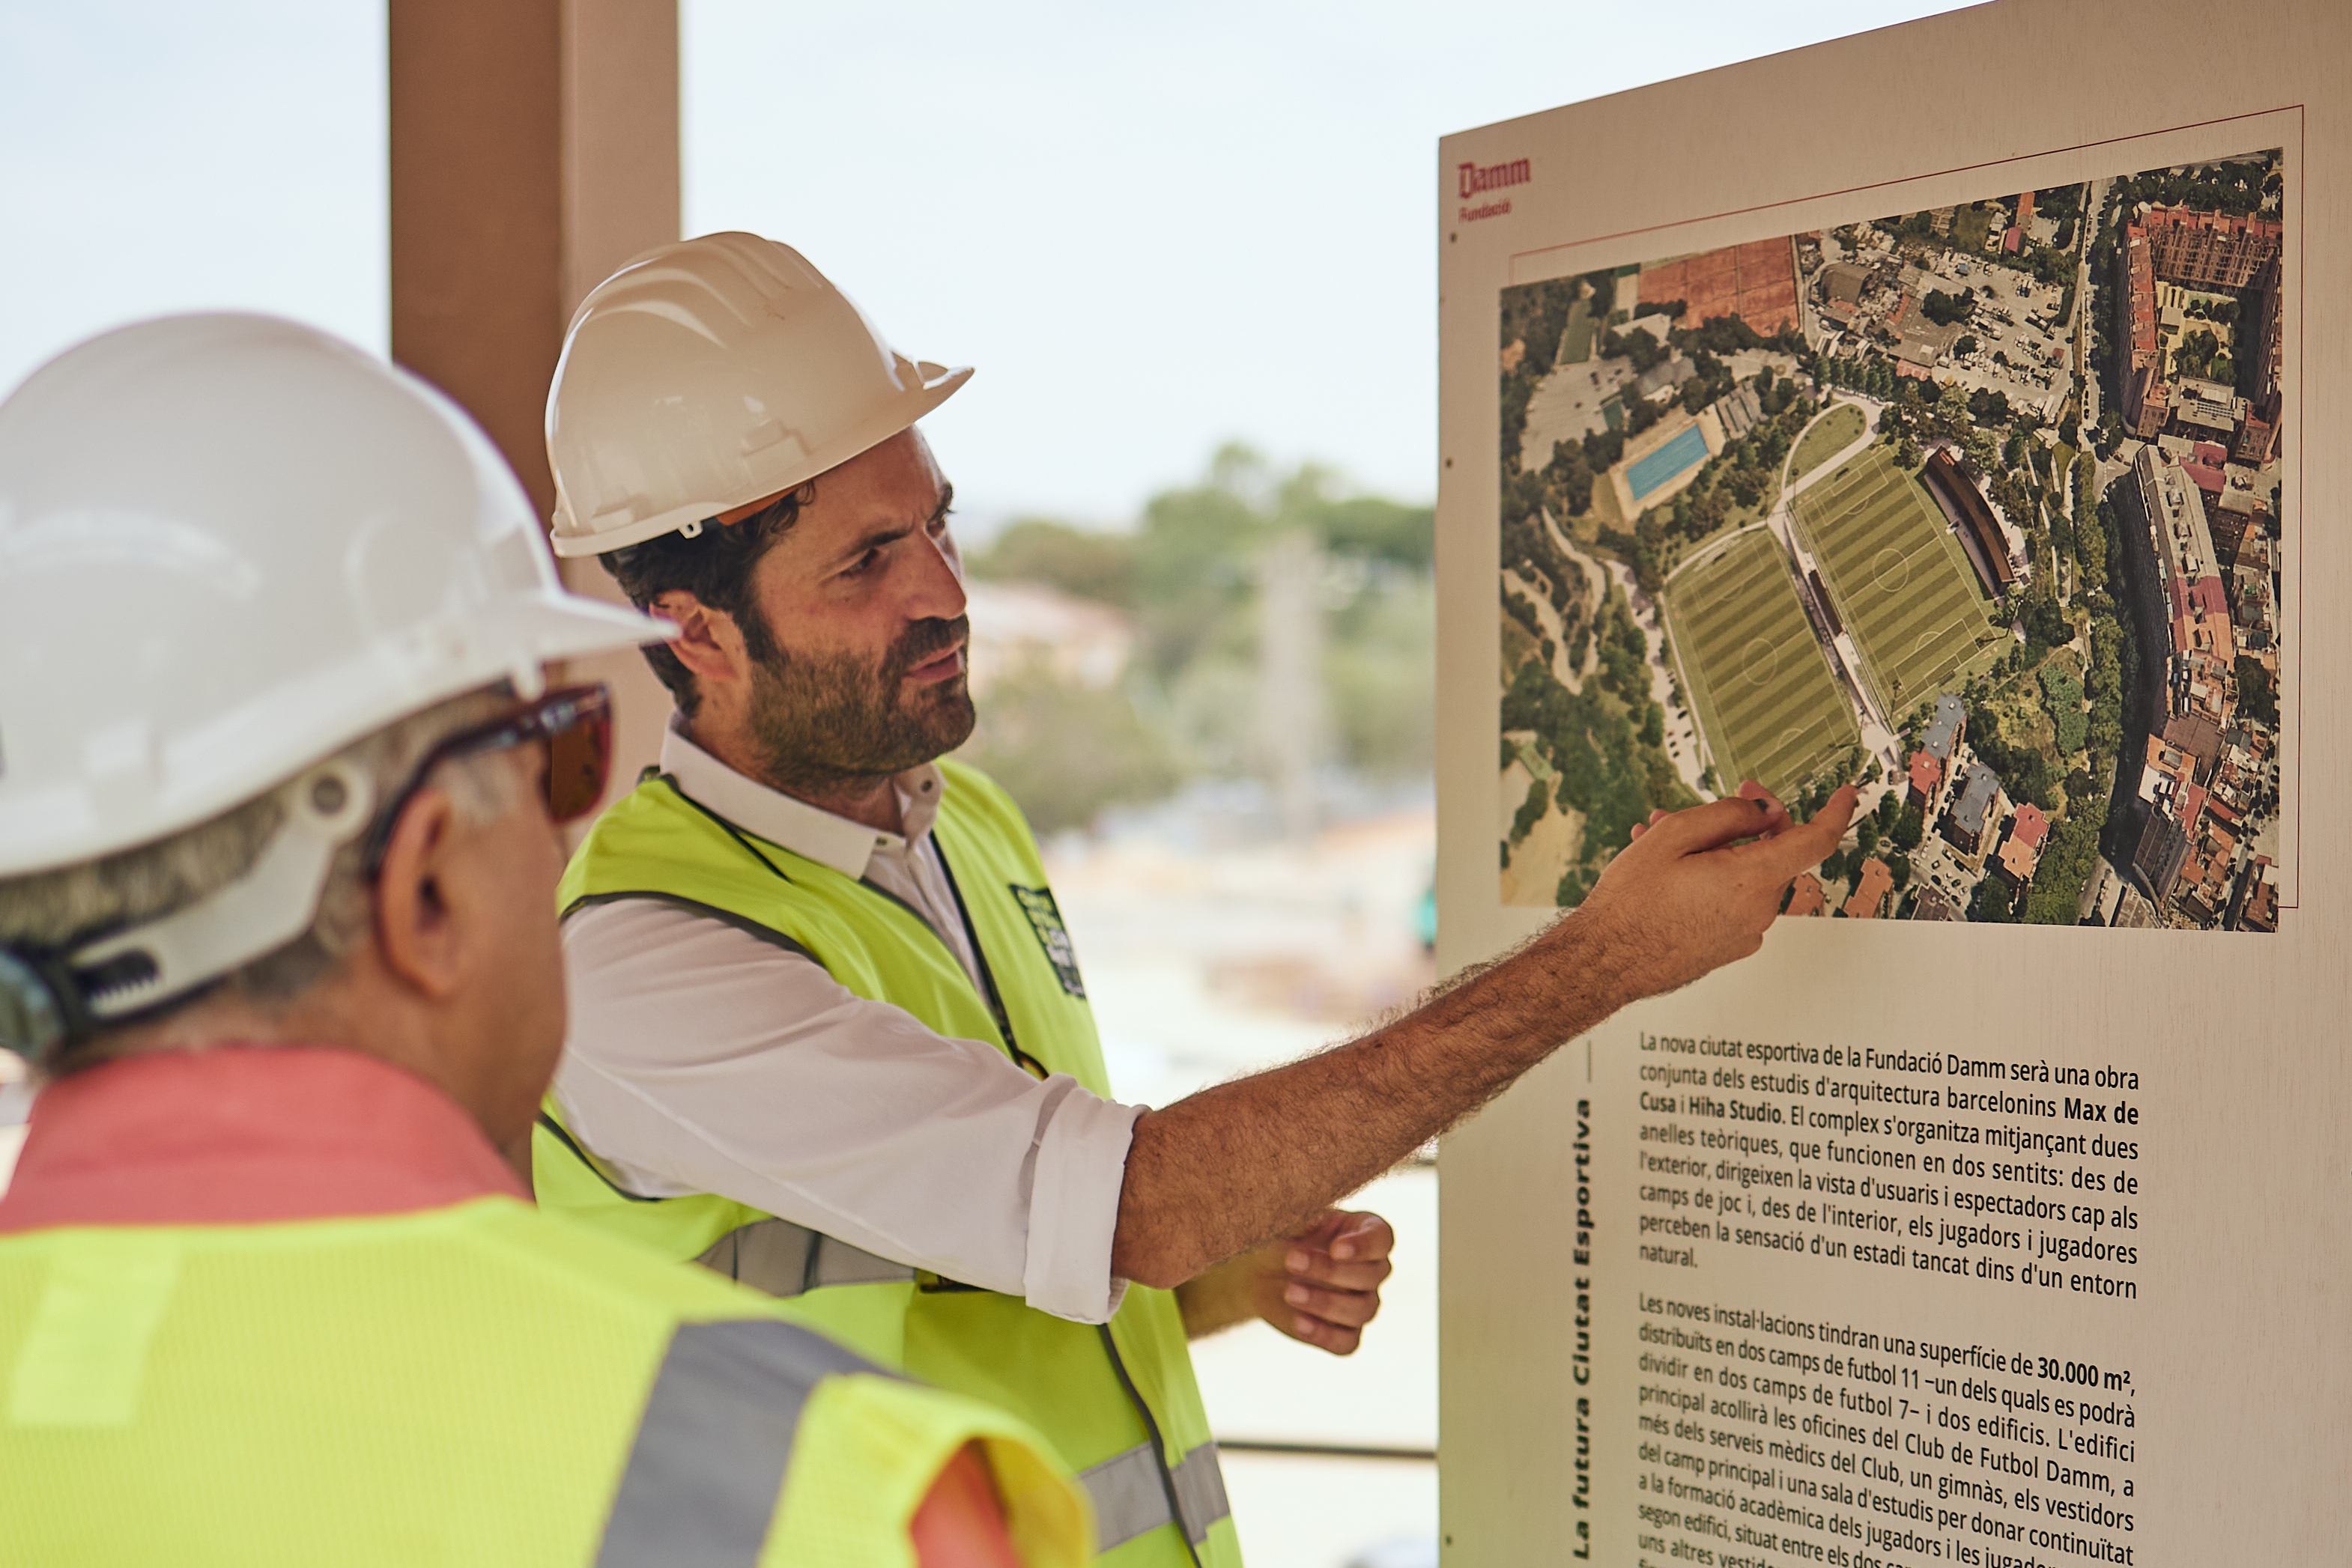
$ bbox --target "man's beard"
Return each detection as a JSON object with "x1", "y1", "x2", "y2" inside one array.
[{"x1": 741, "y1": 613, "x2": 976, "y2": 797}]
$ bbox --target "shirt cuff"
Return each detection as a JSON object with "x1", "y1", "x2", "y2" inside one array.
[{"x1": 1019, "y1": 1080, "x2": 1143, "y2": 1322}]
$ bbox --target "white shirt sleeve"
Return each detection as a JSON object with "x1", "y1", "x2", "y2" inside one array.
[{"x1": 554, "y1": 898, "x2": 1140, "y2": 1323}]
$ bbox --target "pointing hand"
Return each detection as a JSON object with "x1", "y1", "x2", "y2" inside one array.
[{"x1": 1574, "y1": 781, "x2": 1858, "y2": 1004}]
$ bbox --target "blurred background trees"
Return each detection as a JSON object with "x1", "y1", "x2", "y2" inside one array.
[{"x1": 957, "y1": 443, "x2": 1435, "y2": 837}]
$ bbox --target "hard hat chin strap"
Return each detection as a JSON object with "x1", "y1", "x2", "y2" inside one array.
[{"x1": 0, "y1": 762, "x2": 375, "y2": 1064}]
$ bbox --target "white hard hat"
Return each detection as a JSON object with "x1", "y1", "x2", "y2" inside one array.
[
  {"x1": 0, "y1": 313, "x2": 671, "y2": 881},
  {"x1": 545, "y1": 231, "x2": 970, "y2": 557}
]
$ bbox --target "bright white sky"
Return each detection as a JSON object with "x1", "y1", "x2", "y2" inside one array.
[{"x1": 0, "y1": 0, "x2": 1975, "y2": 523}]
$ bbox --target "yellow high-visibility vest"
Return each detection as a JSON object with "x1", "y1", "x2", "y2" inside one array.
[
  {"x1": 0, "y1": 1194, "x2": 1088, "y2": 1566},
  {"x1": 538, "y1": 761, "x2": 1238, "y2": 1568}
]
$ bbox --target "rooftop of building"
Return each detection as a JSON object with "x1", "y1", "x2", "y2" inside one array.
[
  {"x1": 2136, "y1": 445, "x2": 2222, "y2": 593},
  {"x1": 1911, "y1": 887, "x2": 1962, "y2": 922},
  {"x1": 2140, "y1": 204, "x2": 2283, "y2": 243},
  {"x1": 1821, "y1": 262, "x2": 1870, "y2": 304},
  {"x1": 2180, "y1": 783, "x2": 2209, "y2": 834},
  {"x1": 1634, "y1": 356, "x2": 1697, "y2": 398},
  {"x1": 1786, "y1": 873, "x2": 1826, "y2": 917},
  {"x1": 1845, "y1": 857, "x2": 1895, "y2": 919},
  {"x1": 1922, "y1": 693, "x2": 1967, "y2": 760},
  {"x1": 2143, "y1": 739, "x2": 2192, "y2": 797},
  {"x1": 1908, "y1": 750, "x2": 1942, "y2": 796},
  {"x1": 2162, "y1": 712, "x2": 2224, "y2": 777},
  {"x1": 1995, "y1": 819, "x2": 2045, "y2": 887},
  {"x1": 2171, "y1": 378, "x2": 2242, "y2": 424},
  {"x1": 2132, "y1": 808, "x2": 2191, "y2": 889},
  {"x1": 1951, "y1": 761, "x2": 2001, "y2": 836},
  {"x1": 1714, "y1": 383, "x2": 1764, "y2": 439},
  {"x1": 2242, "y1": 876, "x2": 2278, "y2": 931}
]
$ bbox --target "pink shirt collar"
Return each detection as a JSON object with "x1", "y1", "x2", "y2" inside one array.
[{"x1": 0, "y1": 1045, "x2": 526, "y2": 1234}]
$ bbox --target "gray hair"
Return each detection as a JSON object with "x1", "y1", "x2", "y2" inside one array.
[{"x1": 0, "y1": 687, "x2": 524, "y2": 1068}]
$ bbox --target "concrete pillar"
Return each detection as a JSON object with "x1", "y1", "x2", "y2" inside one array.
[{"x1": 389, "y1": 0, "x2": 679, "y2": 807}]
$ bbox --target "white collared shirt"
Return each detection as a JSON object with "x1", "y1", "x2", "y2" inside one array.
[{"x1": 552, "y1": 725, "x2": 1140, "y2": 1323}]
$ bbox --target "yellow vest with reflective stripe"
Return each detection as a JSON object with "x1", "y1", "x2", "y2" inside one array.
[
  {"x1": 538, "y1": 762, "x2": 1240, "y2": 1568},
  {"x1": 0, "y1": 1195, "x2": 1087, "y2": 1567}
]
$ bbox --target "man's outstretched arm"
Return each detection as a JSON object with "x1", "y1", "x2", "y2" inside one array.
[{"x1": 1112, "y1": 785, "x2": 1855, "y2": 1290}]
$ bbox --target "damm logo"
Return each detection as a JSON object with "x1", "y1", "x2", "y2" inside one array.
[{"x1": 1458, "y1": 157, "x2": 1531, "y2": 199}]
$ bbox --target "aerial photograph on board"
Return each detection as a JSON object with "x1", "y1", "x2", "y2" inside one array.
[{"x1": 1497, "y1": 151, "x2": 2285, "y2": 929}]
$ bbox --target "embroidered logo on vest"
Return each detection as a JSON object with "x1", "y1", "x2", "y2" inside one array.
[{"x1": 1009, "y1": 885, "x2": 1087, "y2": 999}]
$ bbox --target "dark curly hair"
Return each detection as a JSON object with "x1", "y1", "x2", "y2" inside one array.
[{"x1": 599, "y1": 485, "x2": 810, "y2": 719}]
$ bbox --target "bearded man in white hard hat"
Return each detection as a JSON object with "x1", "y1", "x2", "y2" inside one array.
[
  {"x1": 0, "y1": 314, "x2": 1091, "y2": 1568},
  {"x1": 536, "y1": 233, "x2": 1855, "y2": 1567}
]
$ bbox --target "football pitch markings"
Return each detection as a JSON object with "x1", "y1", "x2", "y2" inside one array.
[
  {"x1": 1665, "y1": 529, "x2": 1858, "y2": 802},
  {"x1": 1792, "y1": 449, "x2": 1988, "y2": 718}
]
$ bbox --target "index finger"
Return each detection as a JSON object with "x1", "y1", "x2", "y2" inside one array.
[
  {"x1": 1746, "y1": 784, "x2": 1858, "y2": 875},
  {"x1": 1631, "y1": 794, "x2": 1783, "y2": 857}
]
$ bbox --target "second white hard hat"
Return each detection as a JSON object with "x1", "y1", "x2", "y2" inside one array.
[
  {"x1": 0, "y1": 313, "x2": 671, "y2": 880},
  {"x1": 544, "y1": 231, "x2": 970, "y2": 558}
]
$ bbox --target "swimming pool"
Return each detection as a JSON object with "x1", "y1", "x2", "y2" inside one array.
[{"x1": 1625, "y1": 425, "x2": 1710, "y2": 501}]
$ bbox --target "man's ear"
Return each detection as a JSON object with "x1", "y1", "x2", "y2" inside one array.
[
  {"x1": 372, "y1": 786, "x2": 467, "y2": 1000},
  {"x1": 652, "y1": 590, "x2": 744, "y2": 685}
]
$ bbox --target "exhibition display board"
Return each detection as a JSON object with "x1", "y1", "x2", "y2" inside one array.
[{"x1": 1433, "y1": 1, "x2": 2346, "y2": 1562}]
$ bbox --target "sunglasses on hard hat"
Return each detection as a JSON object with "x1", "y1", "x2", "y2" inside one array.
[{"x1": 360, "y1": 684, "x2": 614, "y2": 879}]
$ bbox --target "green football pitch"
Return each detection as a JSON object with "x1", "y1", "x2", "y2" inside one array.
[
  {"x1": 1664, "y1": 529, "x2": 1858, "y2": 801},
  {"x1": 1790, "y1": 448, "x2": 1991, "y2": 717}
]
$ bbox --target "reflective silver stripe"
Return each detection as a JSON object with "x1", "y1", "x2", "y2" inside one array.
[
  {"x1": 1172, "y1": 1441, "x2": 1231, "y2": 1543},
  {"x1": 1078, "y1": 1439, "x2": 1232, "y2": 1551},
  {"x1": 694, "y1": 1218, "x2": 918, "y2": 1298},
  {"x1": 596, "y1": 1318, "x2": 879, "y2": 1567}
]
